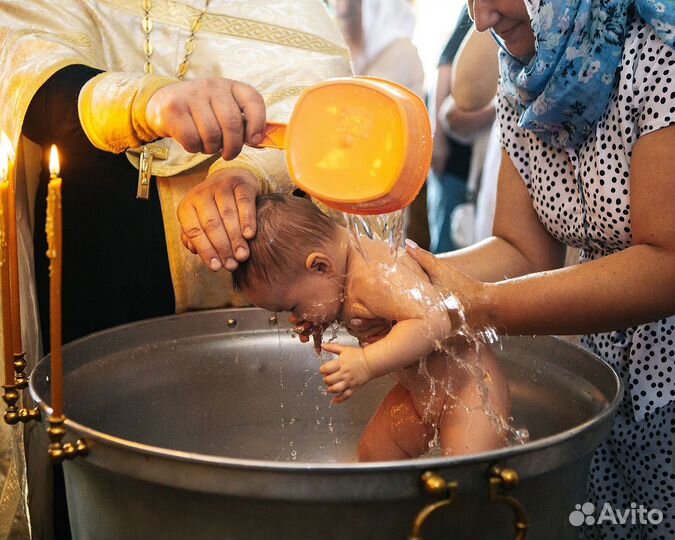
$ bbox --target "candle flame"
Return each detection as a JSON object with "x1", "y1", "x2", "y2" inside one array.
[
  {"x1": 0, "y1": 132, "x2": 13, "y2": 164},
  {"x1": 49, "y1": 145, "x2": 60, "y2": 177}
]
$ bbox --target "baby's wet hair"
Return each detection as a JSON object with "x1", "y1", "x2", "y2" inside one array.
[{"x1": 232, "y1": 193, "x2": 339, "y2": 291}]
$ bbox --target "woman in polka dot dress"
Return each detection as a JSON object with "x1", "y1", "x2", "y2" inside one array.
[{"x1": 401, "y1": 1, "x2": 675, "y2": 539}]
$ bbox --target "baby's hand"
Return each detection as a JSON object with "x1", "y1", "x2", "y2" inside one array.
[
  {"x1": 320, "y1": 343, "x2": 372, "y2": 404},
  {"x1": 289, "y1": 315, "x2": 327, "y2": 354}
]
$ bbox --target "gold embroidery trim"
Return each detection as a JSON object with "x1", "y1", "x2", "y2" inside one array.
[
  {"x1": 264, "y1": 86, "x2": 306, "y2": 108},
  {"x1": 99, "y1": 0, "x2": 349, "y2": 57}
]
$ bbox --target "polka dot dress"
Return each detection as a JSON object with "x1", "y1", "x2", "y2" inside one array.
[{"x1": 498, "y1": 15, "x2": 675, "y2": 540}]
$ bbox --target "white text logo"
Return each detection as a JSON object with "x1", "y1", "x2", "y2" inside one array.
[{"x1": 569, "y1": 502, "x2": 663, "y2": 527}]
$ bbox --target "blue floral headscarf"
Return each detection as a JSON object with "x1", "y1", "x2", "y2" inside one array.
[{"x1": 499, "y1": 0, "x2": 675, "y2": 148}]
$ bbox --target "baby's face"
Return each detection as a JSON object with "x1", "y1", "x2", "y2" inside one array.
[{"x1": 243, "y1": 272, "x2": 343, "y2": 324}]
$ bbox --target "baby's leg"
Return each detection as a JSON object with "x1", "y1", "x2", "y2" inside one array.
[
  {"x1": 358, "y1": 383, "x2": 434, "y2": 461},
  {"x1": 439, "y1": 344, "x2": 511, "y2": 456}
]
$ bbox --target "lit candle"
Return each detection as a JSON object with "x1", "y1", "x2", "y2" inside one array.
[
  {"x1": 0, "y1": 133, "x2": 22, "y2": 355},
  {"x1": 0, "y1": 146, "x2": 13, "y2": 386},
  {"x1": 47, "y1": 145, "x2": 63, "y2": 417}
]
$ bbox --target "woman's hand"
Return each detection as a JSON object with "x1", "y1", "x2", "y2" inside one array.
[
  {"x1": 145, "y1": 78, "x2": 266, "y2": 158},
  {"x1": 177, "y1": 167, "x2": 260, "y2": 271},
  {"x1": 320, "y1": 343, "x2": 372, "y2": 404},
  {"x1": 404, "y1": 239, "x2": 488, "y2": 327}
]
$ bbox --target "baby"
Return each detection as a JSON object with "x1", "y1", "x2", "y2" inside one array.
[{"x1": 232, "y1": 194, "x2": 511, "y2": 460}]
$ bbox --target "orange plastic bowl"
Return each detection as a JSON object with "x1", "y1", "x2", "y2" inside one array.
[{"x1": 258, "y1": 77, "x2": 432, "y2": 215}]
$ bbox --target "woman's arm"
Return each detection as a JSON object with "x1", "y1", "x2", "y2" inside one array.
[
  {"x1": 451, "y1": 30, "x2": 500, "y2": 112},
  {"x1": 408, "y1": 127, "x2": 675, "y2": 335},
  {"x1": 436, "y1": 29, "x2": 499, "y2": 144},
  {"x1": 483, "y1": 126, "x2": 675, "y2": 334},
  {"x1": 431, "y1": 150, "x2": 567, "y2": 282}
]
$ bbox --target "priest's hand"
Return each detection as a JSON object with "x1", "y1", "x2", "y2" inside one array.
[
  {"x1": 145, "y1": 78, "x2": 266, "y2": 159},
  {"x1": 177, "y1": 166, "x2": 259, "y2": 271}
]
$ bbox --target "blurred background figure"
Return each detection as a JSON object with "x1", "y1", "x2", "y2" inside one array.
[
  {"x1": 440, "y1": 27, "x2": 500, "y2": 248},
  {"x1": 336, "y1": 0, "x2": 424, "y2": 97},
  {"x1": 331, "y1": 0, "x2": 429, "y2": 248},
  {"x1": 425, "y1": 7, "x2": 474, "y2": 253}
]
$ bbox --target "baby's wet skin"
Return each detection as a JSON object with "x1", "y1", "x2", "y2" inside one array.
[{"x1": 346, "y1": 317, "x2": 394, "y2": 345}]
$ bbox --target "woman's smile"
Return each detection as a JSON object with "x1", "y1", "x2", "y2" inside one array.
[{"x1": 496, "y1": 21, "x2": 523, "y2": 41}]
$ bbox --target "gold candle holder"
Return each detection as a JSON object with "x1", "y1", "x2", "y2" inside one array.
[
  {"x1": 47, "y1": 414, "x2": 88, "y2": 464},
  {"x1": 13, "y1": 351, "x2": 27, "y2": 389},
  {"x1": 1, "y1": 384, "x2": 40, "y2": 425},
  {"x1": 2, "y1": 385, "x2": 20, "y2": 425}
]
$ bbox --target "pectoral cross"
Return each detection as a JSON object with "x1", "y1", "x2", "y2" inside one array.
[{"x1": 136, "y1": 144, "x2": 168, "y2": 200}]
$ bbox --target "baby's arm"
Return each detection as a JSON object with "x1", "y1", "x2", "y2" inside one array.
[{"x1": 321, "y1": 260, "x2": 452, "y2": 402}]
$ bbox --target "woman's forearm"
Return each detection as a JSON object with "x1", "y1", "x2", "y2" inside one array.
[
  {"x1": 435, "y1": 236, "x2": 550, "y2": 283},
  {"x1": 478, "y1": 244, "x2": 675, "y2": 335}
]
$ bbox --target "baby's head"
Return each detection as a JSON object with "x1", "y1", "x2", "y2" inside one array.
[{"x1": 233, "y1": 194, "x2": 347, "y2": 323}]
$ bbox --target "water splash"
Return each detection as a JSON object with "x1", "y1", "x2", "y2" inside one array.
[{"x1": 346, "y1": 210, "x2": 405, "y2": 261}]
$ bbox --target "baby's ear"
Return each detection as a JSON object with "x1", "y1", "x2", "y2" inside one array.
[{"x1": 305, "y1": 252, "x2": 333, "y2": 275}]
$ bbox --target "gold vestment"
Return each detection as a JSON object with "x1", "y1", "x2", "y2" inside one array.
[{"x1": 0, "y1": 1, "x2": 351, "y2": 537}]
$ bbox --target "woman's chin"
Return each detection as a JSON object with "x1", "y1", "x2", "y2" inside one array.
[{"x1": 501, "y1": 36, "x2": 536, "y2": 61}]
